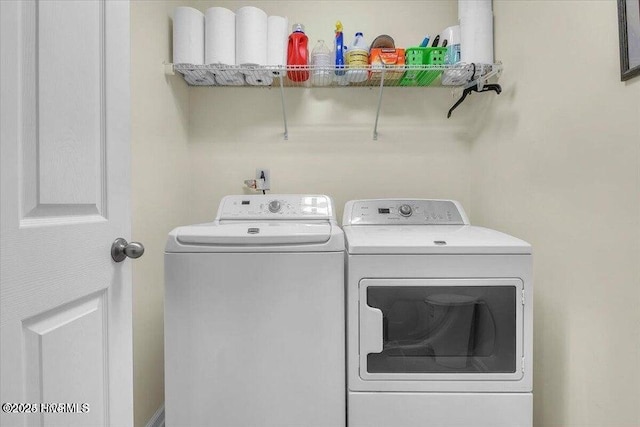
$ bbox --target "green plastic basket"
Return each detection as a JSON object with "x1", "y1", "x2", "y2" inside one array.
[{"x1": 400, "y1": 47, "x2": 447, "y2": 86}]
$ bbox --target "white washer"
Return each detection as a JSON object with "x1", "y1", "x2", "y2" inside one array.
[
  {"x1": 165, "y1": 194, "x2": 345, "y2": 427},
  {"x1": 343, "y1": 199, "x2": 533, "y2": 427}
]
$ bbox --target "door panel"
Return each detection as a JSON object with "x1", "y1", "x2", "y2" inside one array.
[
  {"x1": 1, "y1": 0, "x2": 132, "y2": 425},
  {"x1": 36, "y1": 0, "x2": 105, "y2": 210},
  {"x1": 359, "y1": 279, "x2": 523, "y2": 382},
  {"x1": 23, "y1": 293, "x2": 107, "y2": 426},
  {"x1": 19, "y1": 0, "x2": 107, "y2": 222},
  {"x1": 366, "y1": 286, "x2": 516, "y2": 373}
]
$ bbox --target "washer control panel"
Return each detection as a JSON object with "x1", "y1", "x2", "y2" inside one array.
[
  {"x1": 347, "y1": 199, "x2": 467, "y2": 225},
  {"x1": 218, "y1": 195, "x2": 333, "y2": 220}
]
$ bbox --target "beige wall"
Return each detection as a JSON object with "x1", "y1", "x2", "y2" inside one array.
[
  {"x1": 187, "y1": 0, "x2": 475, "y2": 223},
  {"x1": 469, "y1": 1, "x2": 640, "y2": 426},
  {"x1": 131, "y1": 1, "x2": 191, "y2": 426},
  {"x1": 132, "y1": 0, "x2": 640, "y2": 426}
]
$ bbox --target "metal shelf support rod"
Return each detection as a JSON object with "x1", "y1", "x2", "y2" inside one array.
[
  {"x1": 373, "y1": 69, "x2": 386, "y2": 141},
  {"x1": 279, "y1": 73, "x2": 289, "y2": 140}
]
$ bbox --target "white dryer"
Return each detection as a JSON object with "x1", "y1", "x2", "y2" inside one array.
[
  {"x1": 343, "y1": 199, "x2": 533, "y2": 427},
  {"x1": 165, "y1": 194, "x2": 345, "y2": 427}
]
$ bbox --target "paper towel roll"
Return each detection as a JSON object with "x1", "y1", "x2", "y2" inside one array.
[
  {"x1": 215, "y1": 72, "x2": 245, "y2": 86},
  {"x1": 460, "y1": 9, "x2": 494, "y2": 64},
  {"x1": 205, "y1": 7, "x2": 235, "y2": 65},
  {"x1": 236, "y1": 6, "x2": 268, "y2": 70},
  {"x1": 173, "y1": 7, "x2": 205, "y2": 65},
  {"x1": 458, "y1": 0, "x2": 492, "y2": 20},
  {"x1": 246, "y1": 72, "x2": 274, "y2": 86},
  {"x1": 267, "y1": 16, "x2": 288, "y2": 74}
]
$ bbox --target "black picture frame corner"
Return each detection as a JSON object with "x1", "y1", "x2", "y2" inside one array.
[{"x1": 618, "y1": 0, "x2": 640, "y2": 81}]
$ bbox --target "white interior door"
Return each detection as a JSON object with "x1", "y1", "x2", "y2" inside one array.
[{"x1": 1, "y1": 1, "x2": 132, "y2": 426}]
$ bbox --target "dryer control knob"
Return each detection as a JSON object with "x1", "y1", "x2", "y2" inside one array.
[
  {"x1": 399, "y1": 204, "x2": 413, "y2": 217},
  {"x1": 268, "y1": 200, "x2": 281, "y2": 213}
]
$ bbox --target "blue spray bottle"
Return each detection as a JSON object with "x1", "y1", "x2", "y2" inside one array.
[{"x1": 335, "y1": 21, "x2": 346, "y2": 76}]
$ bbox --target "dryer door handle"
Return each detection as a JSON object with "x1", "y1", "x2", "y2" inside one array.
[{"x1": 360, "y1": 305, "x2": 383, "y2": 355}]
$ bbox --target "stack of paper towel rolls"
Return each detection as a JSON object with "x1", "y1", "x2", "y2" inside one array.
[
  {"x1": 235, "y1": 7, "x2": 267, "y2": 67},
  {"x1": 205, "y1": 7, "x2": 235, "y2": 65},
  {"x1": 267, "y1": 16, "x2": 289, "y2": 76},
  {"x1": 173, "y1": 7, "x2": 205, "y2": 65},
  {"x1": 173, "y1": 6, "x2": 288, "y2": 86},
  {"x1": 235, "y1": 6, "x2": 269, "y2": 85},
  {"x1": 204, "y1": 6, "x2": 239, "y2": 85},
  {"x1": 458, "y1": 0, "x2": 494, "y2": 65}
]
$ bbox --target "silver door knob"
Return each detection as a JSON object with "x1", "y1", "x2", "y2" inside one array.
[{"x1": 111, "y1": 238, "x2": 145, "y2": 262}]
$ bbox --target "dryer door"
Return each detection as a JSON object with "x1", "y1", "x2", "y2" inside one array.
[{"x1": 359, "y1": 278, "x2": 523, "y2": 381}]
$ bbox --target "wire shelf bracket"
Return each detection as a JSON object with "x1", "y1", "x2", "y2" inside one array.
[
  {"x1": 278, "y1": 72, "x2": 288, "y2": 140},
  {"x1": 373, "y1": 68, "x2": 386, "y2": 141}
]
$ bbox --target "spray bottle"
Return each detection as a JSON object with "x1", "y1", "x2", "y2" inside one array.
[{"x1": 334, "y1": 21, "x2": 346, "y2": 76}]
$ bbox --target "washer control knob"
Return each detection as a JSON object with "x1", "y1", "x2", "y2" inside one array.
[
  {"x1": 399, "y1": 204, "x2": 413, "y2": 217},
  {"x1": 268, "y1": 200, "x2": 281, "y2": 213}
]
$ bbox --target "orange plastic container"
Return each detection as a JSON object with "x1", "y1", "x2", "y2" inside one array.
[{"x1": 369, "y1": 48, "x2": 406, "y2": 81}]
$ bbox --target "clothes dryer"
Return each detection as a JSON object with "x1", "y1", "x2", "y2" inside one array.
[
  {"x1": 165, "y1": 195, "x2": 345, "y2": 427},
  {"x1": 343, "y1": 199, "x2": 532, "y2": 427}
]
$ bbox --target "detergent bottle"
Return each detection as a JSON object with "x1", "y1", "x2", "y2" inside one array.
[
  {"x1": 287, "y1": 23, "x2": 309, "y2": 82},
  {"x1": 346, "y1": 32, "x2": 369, "y2": 83}
]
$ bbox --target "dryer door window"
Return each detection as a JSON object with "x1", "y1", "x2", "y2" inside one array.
[{"x1": 359, "y1": 278, "x2": 524, "y2": 381}]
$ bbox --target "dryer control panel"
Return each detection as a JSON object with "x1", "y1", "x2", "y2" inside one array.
[
  {"x1": 217, "y1": 194, "x2": 334, "y2": 220},
  {"x1": 344, "y1": 199, "x2": 468, "y2": 225}
]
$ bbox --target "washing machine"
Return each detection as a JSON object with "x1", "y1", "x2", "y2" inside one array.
[
  {"x1": 343, "y1": 199, "x2": 533, "y2": 427},
  {"x1": 165, "y1": 194, "x2": 345, "y2": 427}
]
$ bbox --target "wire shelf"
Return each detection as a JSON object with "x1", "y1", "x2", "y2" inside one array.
[
  {"x1": 168, "y1": 62, "x2": 503, "y2": 140},
  {"x1": 172, "y1": 63, "x2": 502, "y2": 89}
]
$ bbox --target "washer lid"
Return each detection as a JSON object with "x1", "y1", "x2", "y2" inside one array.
[
  {"x1": 343, "y1": 225, "x2": 531, "y2": 255},
  {"x1": 177, "y1": 222, "x2": 331, "y2": 245},
  {"x1": 166, "y1": 221, "x2": 344, "y2": 252}
]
